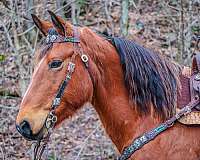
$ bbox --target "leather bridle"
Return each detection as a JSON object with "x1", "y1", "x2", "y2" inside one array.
[{"x1": 33, "y1": 26, "x2": 90, "y2": 160}]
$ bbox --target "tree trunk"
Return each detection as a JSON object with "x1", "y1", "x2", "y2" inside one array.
[
  {"x1": 56, "y1": 0, "x2": 64, "y2": 18},
  {"x1": 120, "y1": 0, "x2": 129, "y2": 37},
  {"x1": 71, "y1": 1, "x2": 78, "y2": 25}
]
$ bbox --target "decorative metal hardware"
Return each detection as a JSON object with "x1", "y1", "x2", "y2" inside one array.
[
  {"x1": 81, "y1": 54, "x2": 89, "y2": 63},
  {"x1": 53, "y1": 98, "x2": 61, "y2": 106},
  {"x1": 67, "y1": 62, "x2": 75, "y2": 73},
  {"x1": 195, "y1": 73, "x2": 200, "y2": 81}
]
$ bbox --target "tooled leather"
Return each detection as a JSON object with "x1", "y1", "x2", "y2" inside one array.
[
  {"x1": 178, "y1": 54, "x2": 200, "y2": 111},
  {"x1": 192, "y1": 54, "x2": 200, "y2": 74},
  {"x1": 177, "y1": 74, "x2": 191, "y2": 109}
]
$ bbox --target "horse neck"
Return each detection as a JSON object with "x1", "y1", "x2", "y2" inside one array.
[
  {"x1": 80, "y1": 29, "x2": 148, "y2": 151},
  {"x1": 91, "y1": 54, "x2": 162, "y2": 152},
  {"x1": 81, "y1": 29, "x2": 164, "y2": 152}
]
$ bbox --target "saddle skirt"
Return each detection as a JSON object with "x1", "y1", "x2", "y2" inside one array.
[{"x1": 177, "y1": 54, "x2": 200, "y2": 125}]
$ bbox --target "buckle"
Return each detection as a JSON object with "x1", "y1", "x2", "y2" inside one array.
[{"x1": 184, "y1": 105, "x2": 192, "y2": 115}]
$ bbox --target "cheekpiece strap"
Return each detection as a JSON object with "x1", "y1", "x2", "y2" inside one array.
[{"x1": 39, "y1": 25, "x2": 90, "y2": 160}]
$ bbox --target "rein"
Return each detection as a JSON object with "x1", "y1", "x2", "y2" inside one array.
[{"x1": 33, "y1": 26, "x2": 89, "y2": 160}]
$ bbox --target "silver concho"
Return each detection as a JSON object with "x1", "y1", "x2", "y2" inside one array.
[
  {"x1": 53, "y1": 98, "x2": 61, "y2": 106},
  {"x1": 46, "y1": 34, "x2": 57, "y2": 44},
  {"x1": 67, "y1": 62, "x2": 75, "y2": 73}
]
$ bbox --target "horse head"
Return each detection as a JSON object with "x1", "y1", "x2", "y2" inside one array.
[{"x1": 16, "y1": 11, "x2": 94, "y2": 141}]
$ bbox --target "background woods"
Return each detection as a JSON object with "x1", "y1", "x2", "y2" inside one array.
[{"x1": 0, "y1": 0, "x2": 200, "y2": 160}]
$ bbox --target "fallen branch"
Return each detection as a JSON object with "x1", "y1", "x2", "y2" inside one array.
[{"x1": 75, "y1": 124, "x2": 100, "y2": 160}]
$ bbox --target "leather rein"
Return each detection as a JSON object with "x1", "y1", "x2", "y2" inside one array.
[{"x1": 33, "y1": 26, "x2": 89, "y2": 160}]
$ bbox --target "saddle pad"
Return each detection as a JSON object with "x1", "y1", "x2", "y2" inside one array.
[
  {"x1": 177, "y1": 108, "x2": 200, "y2": 124},
  {"x1": 177, "y1": 74, "x2": 200, "y2": 125}
]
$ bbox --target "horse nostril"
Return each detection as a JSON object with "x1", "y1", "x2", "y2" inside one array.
[{"x1": 17, "y1": 120, "x2": 32, "y2": 136}]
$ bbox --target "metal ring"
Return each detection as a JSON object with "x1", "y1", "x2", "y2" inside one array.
[
  {"x1": 45, "y1": 120, "x2": 52, "y2": 129},
  {"x1": 52, "y1": 116, "x2": 57, "y2": 123},
  {"x1": 81, "y1": 54, "x2": 88, "y2": 63}
]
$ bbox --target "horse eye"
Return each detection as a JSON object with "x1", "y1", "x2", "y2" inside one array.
[{"x1": 49, "y1": 60, "x2": 63, "y2": 69}]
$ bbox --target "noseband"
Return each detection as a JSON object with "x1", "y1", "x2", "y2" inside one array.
[{"x1": 33, "y1": 26, "x2": 90, "y2": 160}]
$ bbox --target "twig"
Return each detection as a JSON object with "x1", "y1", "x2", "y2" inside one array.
[
  {"x1": 0, "y1": 105, "x2": 18, "y2": 110},
  {"x1": 180, "y1": 0, "x2": 185, "y2": 61},
  {"x1": 33, "y1": 29, "x2": 39, "y2": 54},
  {"x1": 3, "y1": 7, "x2": 30, "y2": 21},
  {"x1": 54, "y1": 0, "x2": 77, "y2": 14},
  {"x1": 75, "y1": 124, "x2": 100, "y2": 160},
  {"x1": 105, "y1": 0, "x2": 114, "y2": 35},
  {"x1": 71, "y1": 0, "x2": 78, "y2": 24},
  {"x1": 120, "y1": 0, "x2": 129, "y2": 37},
  {"x1": 17, "y1": 26, "x2": 35, "y2": 36},
  {"x1": 26, "y1": 4, "x2": 43, "y2": 13},
  {"x1": 130, "y1": 0, "x2": 137, "y2": 9},
  {"x1": 0, "y1": 145, "x2": 5, "y2": 160},
  {"x1": 22, "y1": 35, "x2": 34, "y2": 53},
  {"x1": 0, "y1": 18, "x2": 17, "y2": 54}
]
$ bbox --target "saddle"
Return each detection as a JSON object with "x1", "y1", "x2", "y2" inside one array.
[{"x1": 177, "y1": 54, "x2": 200, "y2": 125}]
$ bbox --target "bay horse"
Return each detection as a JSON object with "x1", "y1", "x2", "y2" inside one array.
[{"x1": 16, "y1": 11, "x2": 200, "y2": 160}]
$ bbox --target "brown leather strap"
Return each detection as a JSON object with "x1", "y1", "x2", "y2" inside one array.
[
  {"x1": 119, "y1": 96, "x2": 200, "y2": 160},
  {"x1": 192, "y1": 54, "x2": 200, "y2": 74}
]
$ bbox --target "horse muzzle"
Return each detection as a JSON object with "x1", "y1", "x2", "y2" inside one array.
[{"x1": 16, "y1": 120, "x2": 44, "y2": 141}]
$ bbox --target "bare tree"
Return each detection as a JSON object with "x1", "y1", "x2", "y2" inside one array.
[
  {"x1": 56, "y1": 0, "x2": 65, "y2": 18},
  {"x1": 71, "y1": 1, "x2": 78, "y2": 24},
  {"x1": 120, "y1": 0, "x2": 129, "y2": 37}
]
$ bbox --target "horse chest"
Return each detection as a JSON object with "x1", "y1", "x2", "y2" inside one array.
[{"x1": 130, "y1": 124, "x2": 200, "y2": 160}]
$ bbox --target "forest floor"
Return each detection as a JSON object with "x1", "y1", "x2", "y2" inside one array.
[{"x1": 1, "y1": 0, "x2": 199, "y2": 160}]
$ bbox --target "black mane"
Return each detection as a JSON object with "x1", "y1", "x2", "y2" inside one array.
[{"x1": 112, "y1": 37, "x2": 180, "y2": 119}]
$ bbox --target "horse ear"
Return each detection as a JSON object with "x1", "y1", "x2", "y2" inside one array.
[
  {"x1": 31, "y1": 14, "x2": 52, "y2": 36},
  {"x1": 48, "y1": 10, "x2": 66, "y2": 36}
]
